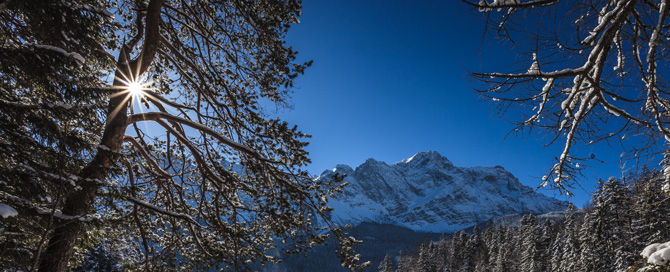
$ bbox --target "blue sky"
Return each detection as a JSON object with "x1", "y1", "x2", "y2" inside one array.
[{"x1": 277, "y1": 0, "x2": 631, "y2": 206}]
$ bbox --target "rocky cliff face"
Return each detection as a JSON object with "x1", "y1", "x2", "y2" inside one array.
[{"x1": 316, "y1": 151, "x2": 569, "y2": 232}]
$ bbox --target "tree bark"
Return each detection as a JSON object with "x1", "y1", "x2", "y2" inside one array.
[
  {"x1": 37, "y1": 56, "x2": 131, "y2": 272},
  {"x1": 37, "y1": 1, "x2": 162, "y2": 270}
]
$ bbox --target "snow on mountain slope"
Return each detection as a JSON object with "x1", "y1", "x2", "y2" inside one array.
[{"x1": 316, "y1": 151, "x2": 569, "y2": 233}]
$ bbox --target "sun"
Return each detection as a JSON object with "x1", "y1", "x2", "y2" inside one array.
[{"x1": 127, "y1": 81, "x2": 144, "y2": 98}]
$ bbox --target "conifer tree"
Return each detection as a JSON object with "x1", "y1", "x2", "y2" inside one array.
[
  {"x1": 548, "y1": 233, "x2": 563, "y2": 272},
  {"x1": 537, "y1": 220, "x2": 552, "y2": 271},
  {"x1": 558, "y1": 212, "x2": 581, "y2": 272},
  {"x1": 0, "y1": 1, "x2": 118, "y2": 269},
  {"x1": 396, "y1": 251, "x2": 410, "y2": 272},
  {"x1": 492, "y1": 227, "x2": 512, "y2": 272},
  {"x1": 435, "y1": 233, "x2": 450, "y2": 270},
  {"x1": 520, "y1": 214, "x2": 541, "y2": 272},
  {"x1": 467, "y1": 225, "x2": 488, "y2": 271},
  {"x1": 379, "y1": 254, "x2": 393, "y2": 272},
  {"x1": 418, "y1": 243, "x2": 436, "y2": 272},
  {"x1": 578, "y1": 178, "x2": 634, "y2": 271},
  {"x1": 632, "y1": 170, "x2": 670, "y2": 248},
  {"x1": 487, "y1": 227, "x2": 502, "y2": 270},
  {"x1": 449, "y1": 231, "x2": 467, "y2": 271}
]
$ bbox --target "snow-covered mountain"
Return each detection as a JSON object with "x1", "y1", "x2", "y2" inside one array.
[{"x1": 317, "y1": 151, "x2": 569, "y2": 233}]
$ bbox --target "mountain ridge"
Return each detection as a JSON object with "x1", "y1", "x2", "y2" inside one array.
[{"x1": 317, "y1": 151, "x2": 569, "y2": 233}]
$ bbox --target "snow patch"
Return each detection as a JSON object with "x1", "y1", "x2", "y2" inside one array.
[
  {"x1": 642, "y1": 241, "x2": 670, "y2": 266},
  {"x1": 527, "y1": 53, "x2": 540, "y2": 75},
  {"x1": 0, "y1": 203, "x2": 18, "y2": 218},
  {"x1": 33, "y1": 44, "x2": 85, "y2": 65}
]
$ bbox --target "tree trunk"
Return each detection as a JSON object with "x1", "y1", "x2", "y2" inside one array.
[
  {"x1": 37, "y1": 68, "x2": 130, "y2": 272},
  {"x1": 37, "y1": 1, "x2": 162, "y2": 270}
]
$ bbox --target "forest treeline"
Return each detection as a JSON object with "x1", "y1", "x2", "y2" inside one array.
[{"x1": 381, "y1": 170, "x2": 670, "y2": 272}]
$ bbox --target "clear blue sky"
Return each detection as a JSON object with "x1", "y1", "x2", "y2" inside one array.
[{"x1": 276, "y1": 0, "x2": 631, "y2": 206}]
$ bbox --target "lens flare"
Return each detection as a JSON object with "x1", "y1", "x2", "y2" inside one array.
[{"x1": 127, "y1": 81, "x2": 144, "y2": 98}]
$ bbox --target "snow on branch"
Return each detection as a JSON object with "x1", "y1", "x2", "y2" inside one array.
[
  {"x1": 33, "y1": 44, "x2": 85, "y2": 65},
  {"x1": 523, "y1": 78, "x2": 553, "y2": 125},
  {"x1": 0, "y1": 192, "x2": 98, "y2": 222},
  {"x1": 474, "y1": 66, "x2": 586, "y2": 79},
  {"x1": 152, "y1": 119, "x2": 236, "y2": 190},
  {"x1": 642, "y1": 241, "x2": 670, "y2": 266},
  {"x1": 470, "y1": 0, "x2": 659, "y2": 193},
  {"x1": 464, "y1": 0, "x2": 561, "y2": 11},
  {"x1": 127, "y1": 196, "x2": 203, "y2": 228},
  {"x1": 0, "y1": 203, "x2": 18, "y2": 218},
  {"x1": 527, "y1": 53, "x2": 541, "y2": 75}
]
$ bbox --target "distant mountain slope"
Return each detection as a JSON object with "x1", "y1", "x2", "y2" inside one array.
[{"x1": 316, "y1": 151, "x2": 569, "y2": 233}]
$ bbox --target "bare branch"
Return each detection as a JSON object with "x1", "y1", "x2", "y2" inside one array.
[
  {"x1": 127, "y1": 112, "x2": 274, "y2": 163},
  {"x1": 124, "y1": 135, "x2": 172, "y2": 178}
]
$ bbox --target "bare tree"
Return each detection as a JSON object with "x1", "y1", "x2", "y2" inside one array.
[
  {"x1": 463, "y1": 0, "x2": 670, "y2": 195},
  {"x1": 1, "y1": 0, "x2": 367, "y2": 271}
]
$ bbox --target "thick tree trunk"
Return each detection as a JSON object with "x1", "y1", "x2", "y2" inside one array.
[
  {"x1": 37, "y1": 70, "x2": 130, "y2": 272},
  {"x1": 36, "y1": 1, "x2": 162, "y2": 270}
]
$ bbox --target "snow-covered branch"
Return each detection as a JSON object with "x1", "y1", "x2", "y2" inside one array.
[
  {"x1": 469, "y1": 0, "x2": 670, "y2": 192},
  {"x1": 126, "y1": 196, "x2": 203, "y2": 228},
  {"x1": 0, "y1": 192, "x2": 98, "y2": 222},
  {"x1": 473, "y1": 66, "x2": 587, "y2": 79},
  {"x1": 32, "y1": 44, "x2": 85, "y2": 65},
  {"x1": 464, "y1": 0, "x2": 561, "y2": 10}
]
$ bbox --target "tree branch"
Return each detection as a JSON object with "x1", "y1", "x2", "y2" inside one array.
[{"x1": 127, "y1": 112, "x2": 274, "y2": 163}]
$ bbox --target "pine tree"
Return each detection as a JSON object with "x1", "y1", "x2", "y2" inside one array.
[
  {"x1": 487, "y1": 227, "x2": 501, "y2": 270},
  {"x1": 579, "y1": 178, "x2": 634, "y2": 272},
  {"x1": 449, "y1": 231, "x2": 467, "y2": 271},
  {"x1": 548, "y1": 233, "x2": 563, "y2": 272},
  {"x1": 578, "y1": 207, "x2": 599, "y2": 272},
  {"x1": 435, "y1": 233, "x2": 450, "y2": 270},
  {"x1": 520, "y1": 214, "x2": 541, "y2": 272},
  {"x1": 558, "y1": 212, "x2": 581, "y2": 272},
  {"x1": 504, "y1": 227, "x2": 522, "y2": 271},
  {"x1": 418, "y1": 243, "x2": 436, "y2": 272},
  {"x1": 0, "y1": 1, "x2": 116, "y2": 269},
  {"x1": 467, "y1": 225, "x2": 488, "y2": 272},
  {"x1": 492, "y1": 227, "x2": 511, "y2": 272},
  {"x1": 538, "y1": 220, "x2": 553, "y2": 271},
  {"x1": 379, "y1": 254, "x2": 393, "y2": 272},
  {"x1": 632, "y1": 170, "x2": 670, "y2": 248},
  {"x1": 396, "y1": 251, "x2": 410, "y2": 272}
]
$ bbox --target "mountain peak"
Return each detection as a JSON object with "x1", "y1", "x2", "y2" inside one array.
[
  {"x1": 405, "y1": 150, "x2": 443, "y2": 161},
  {"x1": 359, "y1": 157, "x2": 388, "y2": 169},
  {"x1": 321, "y1": 164, "x2": 354, "y2": 177},
  {"x1": 399, "y1": 151, "x2": 453, "y2": 169}
]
